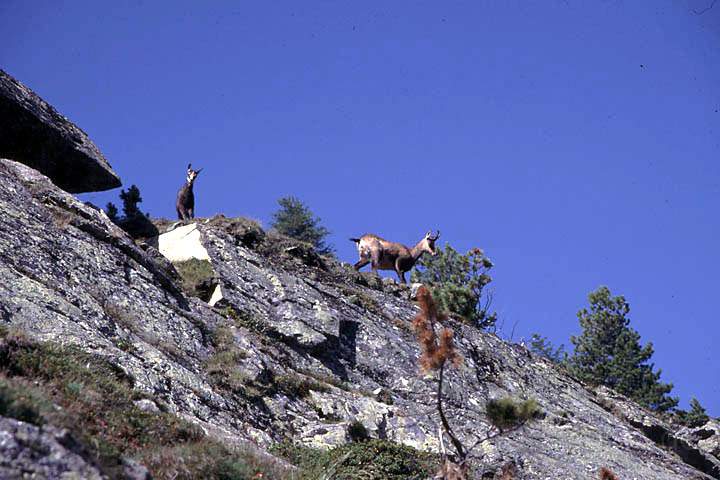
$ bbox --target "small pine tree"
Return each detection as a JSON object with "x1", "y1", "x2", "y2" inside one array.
[
  {"x1": 412, "y1": 286, "x2": 466, "y2": 472},
  {"x1": 104, "y1": 185, "x2": 157, "y2": 239},
  {"x1": 105, "y1": 202, "x2": 119, "y2": 224},
  {"x1": 411, "y1": 245, "x2": 497, "y2": 329},
  {"x1": 271, "y1": 196, "x2": 333, "y2": 255},
  {"x1": 675, "y1": 397, "x2": 710, "y2": 427},
  {"x1": 569, "y1": 286, "x2": 678, "y2": 412},
  {"x1": 119, "y1": 185, "x2": 143, "y2": 218},
  {"x1": 529, "y1": 334, "x2": 567, "y2": 364},
  {"x1": 412, "y1": 286, "x2": 537, "y2": 477}
]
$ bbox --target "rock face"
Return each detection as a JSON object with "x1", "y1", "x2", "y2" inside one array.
[
  {"x1": 0, "y1": 416, "x2": 104, "y2": 479},
  {"x1": 678, "y1": 421, "x2": 720, "y2": 463},
  {"x1": 0, "y1": 70, "x2": 121, "y2": 193},
  {"x1": 0, "y1": 158, "x2": 717, "y2": 479}
]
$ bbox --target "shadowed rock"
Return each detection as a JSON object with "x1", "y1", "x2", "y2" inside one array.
[{"x1": 0, "y1": 69, "x2": 121, "y2": 193}]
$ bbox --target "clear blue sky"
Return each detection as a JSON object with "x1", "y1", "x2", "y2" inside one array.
[{"x1": 2, "y1": 1, "x2": 718, "y2": 415}]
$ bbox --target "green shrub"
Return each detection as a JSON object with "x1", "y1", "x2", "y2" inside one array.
[
  {"x1": 347, "y1": 420, "x2": 369, "y2": 442},
  {"x1": 274, "y1": 374, "x2": 329, "y2": 399},
  {"x1": 485, "y1": 397, "x2": 541, "y2": 430},
  {"x1": 0, "y1": 379, "x2": 46, "y2": 425},
  {"x1": 273, "y1": 439, "x2": 437, "y2": 480},
  {"x1": 140, "y1": 439, "x2": 290, "y2": 480},
  {"x1": 411, "y1": 245, "x2": 497, "y2": 329}
]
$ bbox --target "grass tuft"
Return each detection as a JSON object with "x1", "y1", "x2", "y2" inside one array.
[
  {"x1": 272, "y1": 439, "x2": 437, "y2": 480},
  {"x1": 0, "y1": 329, "x2": 293, "y2": 479},
  {"x1": 174, "y1": 259, "x2": 217, "y2": 301},
  {"x1": 485, "y1": 397, "x2": 541, "y2": 431}
]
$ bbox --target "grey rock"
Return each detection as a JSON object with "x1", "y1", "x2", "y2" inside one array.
[
  {"x1": 0, "y1": 416, "x2": 104, "y2": 479},
  {"x1": 0, "y1": 158, "x2": 716, "y2": 479},
  {"x1": 677, "y1": 420, "x2": 720, "y2": 460},
  {"x1": 0, "y1": 70, "x2": 121, "y2": 193},
  {"x1": 594, "y1": 386, "x2": 720, "y2": 478},
  {"x1": 133, "y1": 399, "x2": 161, "y2": 413}
]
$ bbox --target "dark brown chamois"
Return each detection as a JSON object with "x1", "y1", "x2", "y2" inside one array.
[
  {"x1": 176, "y1": 163, "x2": 202, "y2": 221},
  {"x1": 350, "y1": 230, "x2": 440, "y2": 284}
]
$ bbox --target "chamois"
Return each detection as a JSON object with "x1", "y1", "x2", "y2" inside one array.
[
  {"x1": 176, "y1": 164, "x2": 202, "y2": 221},
  {"x1": 349, "y1": 230, "x2": 440, "y2": 284}
]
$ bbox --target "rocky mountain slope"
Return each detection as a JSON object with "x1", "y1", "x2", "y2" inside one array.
[{"x1": 1, "y1": 71, "x2": 719, "y2": 479}]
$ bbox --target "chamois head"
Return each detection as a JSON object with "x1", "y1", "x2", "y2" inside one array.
[
  {"x1": 419, "y1": 230, "x2": 441, "y2": 256},
  {"x1": 186, "y1": 163, "x2": 202, "y2": 184}
]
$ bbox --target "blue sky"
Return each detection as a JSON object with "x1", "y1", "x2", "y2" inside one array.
[{"x1": 2, "y1": 1, "x2": 718, "y2": 415}]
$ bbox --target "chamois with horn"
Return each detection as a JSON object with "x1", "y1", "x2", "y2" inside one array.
[
  {"x1": 176, "y1": 163, "x2": 202, "y2": 221},
  {"x1": 349, "y1": 230, "x2": 440, "y2": 284}
]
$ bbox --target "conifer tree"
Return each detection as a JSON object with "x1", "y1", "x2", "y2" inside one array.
[
  {"x1": 529, "y1": 333, "x2": 567, "y2": 364},
  {"x1": 104, "y1": 185, "x2": 156, "y2": 239},
  {"x1": 271, "y1": 196, "x2": 333, "y2": 255},
  {"x1": 105, "y1": 202, "x2": 119, "y2": 223},
  {"x1": 119, "y1": 185, "x2": 143, "y2": 218},
  {"x1": 569, "y1": 286, "x2": 678, "y2": 412},
  {"x1": 675, "y1": 397, "x2": 710, "y2": 427},
  {"x1": 411, "y1": 245, "x2": 497, "y2": 329}
]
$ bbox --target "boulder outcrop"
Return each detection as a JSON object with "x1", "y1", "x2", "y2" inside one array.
[
  {"x1": 0, "y1": 70, "x2": 121, "y2": 193},
  {"x1": 0, "y1": 416, "x2": 105, "y2": 479}
]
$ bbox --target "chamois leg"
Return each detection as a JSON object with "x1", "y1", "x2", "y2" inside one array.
[
  {"x1": 394, "y1": 259, "x2": 407, "y2": 284},
  {"x1": 353, "y1": 258, "x2": 370, "y2": 271},
  {"x1": 370, "y1": 250, "x2": 382, "y2": 275}
]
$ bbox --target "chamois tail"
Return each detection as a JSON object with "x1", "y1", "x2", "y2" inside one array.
[{"x1": 349, "y1": 238, "x2": 361, "y2": 243}]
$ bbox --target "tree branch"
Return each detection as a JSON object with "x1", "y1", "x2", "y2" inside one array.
[
  {"x1": 437, "y1": 363, "x2": 466, "y2": 460},
  {"x1": 694, "y1": 0, "x2": 717, "y2": 15}
]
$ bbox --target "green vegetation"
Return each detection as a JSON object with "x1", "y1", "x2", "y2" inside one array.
[
  {"x1": 0, "y1": 380, "x2": 47, "y2": 425},
  {"x1": 220, "y1": 305, "x2": 270, "y2": 335},
  {"x1": 270, "y1": 196, "x2": 333, "y2": 255},
  {"x1": 205, "y1": 326, "x2": 329, "y2": 400},
  {"x1": 0, "y1": 329, "x2": 292, "y2": 479},
  {"x1": 568, "y1": 286, "x2": 678, "y2": 412},
  {"x1": 273, "y1": 374, "x2": 330, "y2": 399},
  {"x1": 106, "y1": 184, "x2": 158, "y2": 239},
  {"x1": 529, "y1": 333, "x2": 567, "y2": 364},
  {"x1": 174, "y1": 258, "x2": 216, "y2": 301},
  {"x1": 485, "y1": 397, "x2": 541, "y2": 431},
  {"x1": 140, "y1": 440, "x2": 290, "y2": 480},
  {"x1": 346, "y1": 420, "x2": 369, "y2": 442},
  {"x1": 207, "y1": 215, "x2": 266, "y2": 248},
  {"x1": 272, "y1": 439, "x2": 437, "y2": 480},
  {"x1": 205, "y1": 325, "x2": 249, "y2": 393},
  {"x1": 411, "y1": 244, "x2": 497, "y2": 329},
  {"x1": 675, "y1": 397, "x2": 710, "y2": 427}
]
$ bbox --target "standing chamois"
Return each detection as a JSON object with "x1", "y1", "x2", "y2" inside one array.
[
  {"x1": 350, "y1": 230, "x2": 440, "y2": 284},
  {"x1": 176, "y1": 164, "x2": 202, "y2": 221}
]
